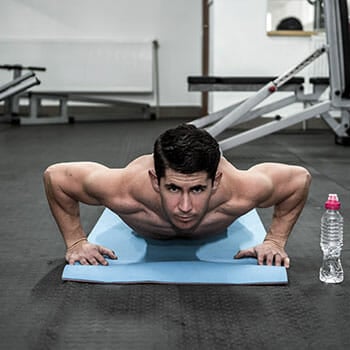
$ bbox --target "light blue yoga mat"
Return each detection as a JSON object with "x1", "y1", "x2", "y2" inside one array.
[{"x1": 62, "y1": 208, "x2": 288, "y2": 285}]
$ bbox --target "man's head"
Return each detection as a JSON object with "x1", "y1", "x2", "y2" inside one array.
[
  {"x1": 150, "y1": 124, "x2": 222, "y2": 233},
  {"x1": 153, "y1": 124, "x2": 221, "y2": 183}
]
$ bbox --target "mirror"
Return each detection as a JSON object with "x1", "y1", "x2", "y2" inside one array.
[{"x1": 266, "y1": 0, "x2": 324, "y2": 36}]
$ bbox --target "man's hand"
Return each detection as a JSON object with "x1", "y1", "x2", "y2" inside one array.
[
  {"x1": 234, "y1": 239, "x2": 290, "y2": 268},
  {"x1": 65, "y1": 240, "x2": 117, "y2": 266}
]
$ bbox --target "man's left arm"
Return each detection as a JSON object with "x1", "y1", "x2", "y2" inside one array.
[{"x1": 234, "y1": 163, "x2": 312, "y2": 268}]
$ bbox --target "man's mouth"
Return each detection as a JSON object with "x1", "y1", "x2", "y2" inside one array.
[{"x1": 176, "y1": 215, "x2": 194, "y2": 223}]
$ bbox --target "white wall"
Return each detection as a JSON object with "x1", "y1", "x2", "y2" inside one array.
[
  {"x1": 0, "y1": 0, "x2": 327, "y2": 113},
  {"x1": 210, "y1": 0, "x2": 316, "y2": 113},
  {"x1": 0, "y1": 0, "x2": 202, "y2": 106}
]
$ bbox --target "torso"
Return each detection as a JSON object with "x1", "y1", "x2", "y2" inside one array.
[{"x1": 104, "y1": 155, "x2": 254, "y2": 239}]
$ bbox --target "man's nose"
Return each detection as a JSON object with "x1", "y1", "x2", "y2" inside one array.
[{"x1": 178, "y1": 194, "x2": 192, "y2": 213}]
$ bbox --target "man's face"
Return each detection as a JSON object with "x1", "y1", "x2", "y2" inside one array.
[{"x1": 151, "y1": 168, "x2": 220, "y2": 233}]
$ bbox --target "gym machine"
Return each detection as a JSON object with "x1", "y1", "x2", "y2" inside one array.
[{"x1": 188, "y1": 0, "x2": 350, "y2": 149}]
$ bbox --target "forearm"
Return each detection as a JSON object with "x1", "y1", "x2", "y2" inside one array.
[
  {"x1": 265, "y1": 213, "x2": 298, "y2": 248},
  {"x1": 48, "y1": 200, "x2": 86, "y2": 248}
]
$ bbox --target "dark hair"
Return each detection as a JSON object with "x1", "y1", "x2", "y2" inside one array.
[{"x1": 153, "y1": 124, "x2": 221, "y2": 183}]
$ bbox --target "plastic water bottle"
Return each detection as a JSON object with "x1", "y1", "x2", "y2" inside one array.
[{"x1": 319, "y1": 193, "x2": 344, "y2": 283}]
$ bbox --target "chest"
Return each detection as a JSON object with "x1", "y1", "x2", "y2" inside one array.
[{"x1": 118, "y1": 209, "x2": 237, "y2": 239}]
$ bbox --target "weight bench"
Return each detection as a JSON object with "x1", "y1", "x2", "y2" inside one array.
[
  {"x1": 20, "y1": 92, "x2": 151, "y2": 125},
  {"x1": 0, "y1": 72, "x2": 40, "y2": 101},
  {"x1": 0, "y1": 64, "x2": 43, "y2": 122},
  {"x1": 188, "y1": 76, "x2": 305, "y2": 92},
  {"x1": 0, "y1": 40, "x2": 159, "y2": 125},
  {"x1": 188, "y1": 0, "x2": 350, "y2": 149},
  {"x1": 188, "y1": 74, "x2": 328, "y2": 131}
]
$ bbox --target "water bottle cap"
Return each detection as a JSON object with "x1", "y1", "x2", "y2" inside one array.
[{"x1": 325, "y1": 193, "x2": 341, "y2": 210}]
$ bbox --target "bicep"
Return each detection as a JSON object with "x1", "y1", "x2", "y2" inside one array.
[
  {"x1": 44, "y1": 162, "x2": 109, "y2": 205},
  {"x1": 249, "y1": 163, "x2": 311, "y2": 208}
]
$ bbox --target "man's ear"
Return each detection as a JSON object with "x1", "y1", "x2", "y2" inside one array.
[
  {"x1": 212, "y1": 172, "x2": 222, "y2": 192},
  {"x1": 149, "y1": 169, "x2": 160, "y2": 192}
]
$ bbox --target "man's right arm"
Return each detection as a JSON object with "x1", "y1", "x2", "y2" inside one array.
[{"x1": 43, "y1": 162, "x2": 117, "y2": 265}]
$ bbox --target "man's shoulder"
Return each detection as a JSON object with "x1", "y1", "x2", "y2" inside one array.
[
  {"x1": 217, "y1": 161, "x2": 266, "y2": 212},
  {"x1": 126, "y1": 154, "x2": 153, "y2": 169},
  {"x1": 110, "y1": 155, "x2": 156, "y2": 205},
  {"x1": 101, "y1": 155, "x2": 153, "y2": 191}
]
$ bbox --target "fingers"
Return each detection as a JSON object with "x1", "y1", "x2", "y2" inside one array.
[
  {"x1": 66, "y1": 242, "x2": 118, "y2": 266},
  {"x1": 234, "y1": 248, "x2": 256, "y2": 259},
  {"x1": 80, "y1": 258, "x2": 89, "y2": 265},
  {"x1": 99, "y1": 246, "x2": 118, "y2": 260},
  {"x1": 94, "y1": 246, "x2": 118, "y2": 266},
  {"x1": 67, "y1": 254, "x2": 100, "y2": 266},
  {"x1": 234, "y1": 245, "x2": 290, "y2": 268},
  {"x1": 282, "y1": 256, "x2": 290, "y2": 268},
  {"x1": 256, "y1": 251, "x2": 290, "y2": 268},
  {"x1": 272, "y1": 253, "x2": 290, "y2": 268},
  {"x1": 274, "y1": 253, "x2": 282, "y2": 266}
]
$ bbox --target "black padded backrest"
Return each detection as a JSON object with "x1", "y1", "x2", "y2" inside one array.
[
  {"x1": 187, "y1": 76, "x2": 304, "y2": 85},
  {"x1": 339, "y1": 0, "x2": 350, "y2": 97}
]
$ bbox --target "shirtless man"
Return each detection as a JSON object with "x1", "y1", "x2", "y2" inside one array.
[{"x1": 44, "y1": 124, "x2": 311, "y2": 268}]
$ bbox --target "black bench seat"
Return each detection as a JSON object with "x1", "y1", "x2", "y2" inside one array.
[
  {"x1": 188, "y1": 76, "x2": 305, "y2": 92},
  {"x1": 309, "y1": 77, "x2": 329, "y2": 85}
]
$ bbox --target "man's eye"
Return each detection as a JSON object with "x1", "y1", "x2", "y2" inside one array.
[
  {"x1": 168, "y1": 186, "x2": 179, "y2": 192},
  {"x1": 192, "y1": 187, "x2": 205, "y2": 193}
]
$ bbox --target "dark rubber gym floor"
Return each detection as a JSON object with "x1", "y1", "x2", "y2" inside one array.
[{"x1": 1, "y1": 119, "x2": 350, "y2": 349}]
